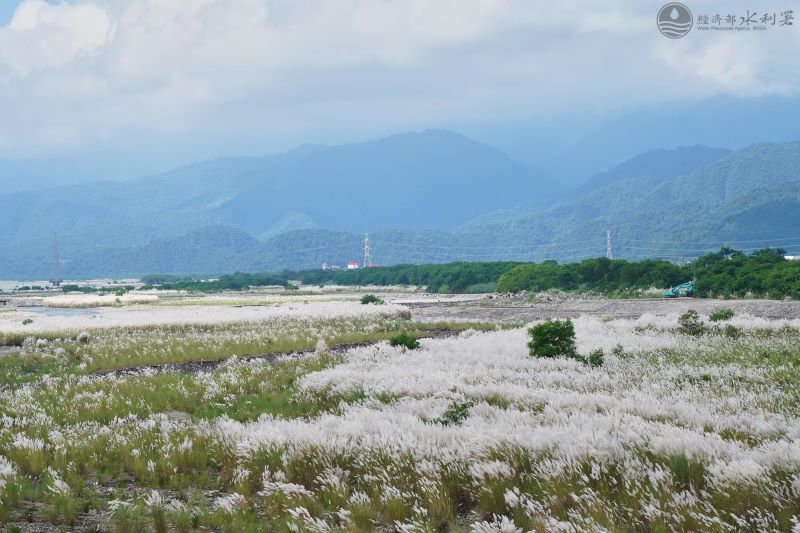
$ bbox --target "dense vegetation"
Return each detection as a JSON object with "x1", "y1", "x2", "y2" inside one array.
[
  {"x1": 155, "y1": 272, "x2": 295, "y2": 292},
  {"x1": 139, "y1": 248, "x2": 800, "y2": 299},
  {"x1": 496, "y1": 248, "x2": 800, "y2": 299},
  {"x1": 495, "y1": 258, "x2": 687, "y2": 294},
  {"x1": 692, "y1": 247, "x2": 800, "y2": 298},
  {"x1": 285, "y1": 261, "x2": 522, "y2": 293}
]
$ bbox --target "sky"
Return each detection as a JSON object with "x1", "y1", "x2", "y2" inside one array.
[{"x1": 0, "y1": 0, "x2": 799, "y2": 179}]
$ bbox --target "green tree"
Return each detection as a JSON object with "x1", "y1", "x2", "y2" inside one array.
[{"x1": 528, "y1": 319, "x2": 577, "y2": 358}]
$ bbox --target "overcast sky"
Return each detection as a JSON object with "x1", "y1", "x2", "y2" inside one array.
[{"x1": 0, "y1": 0, "x2": 798, "y2": 166}]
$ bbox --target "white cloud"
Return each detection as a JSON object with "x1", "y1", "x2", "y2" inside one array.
[
  {"x1": 0, "y1": 0, "x2": 796, "y2": 155},
  {"x1": 657, "y1": 33, "x2": 800, "y2": 97},
  {"x1": 0, "y1": 0, "x2": 110, "y2": 75}
]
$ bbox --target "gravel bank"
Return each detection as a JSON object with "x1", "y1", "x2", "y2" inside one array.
[{"x1": 409, "y1": 297, "x2": 800, "y2": 323}]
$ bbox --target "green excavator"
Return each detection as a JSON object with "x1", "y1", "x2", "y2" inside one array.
[{"x1": 663, "y1": 281, "x2": 694, "y2": 298}]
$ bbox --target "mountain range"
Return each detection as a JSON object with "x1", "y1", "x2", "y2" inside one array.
[{"x1": 1, "y1": 130, "x2": 800, "y2": 278}]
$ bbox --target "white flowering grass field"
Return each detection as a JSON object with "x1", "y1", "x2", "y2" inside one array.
[{"x1": 0, "y1": 304, "x2": 798, "y2": 531}]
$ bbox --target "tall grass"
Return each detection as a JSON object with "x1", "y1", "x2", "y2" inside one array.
[{"x1": 0, "y1": 312, "x2": 795, "y2": 529}]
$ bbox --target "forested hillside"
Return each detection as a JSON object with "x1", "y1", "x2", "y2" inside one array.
[{"x1": 2, "y1": 139, "x2": 800, "y2": 278}]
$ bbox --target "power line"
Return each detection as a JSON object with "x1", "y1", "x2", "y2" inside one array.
[
  {"x1": 618, "y1": 243, "x2": 800, "y2": 253},
  {"x1": 621, "y1": 234, "x2": 800, "y2": 245},
  {"x1": 264, "y1": 228, "x2": 800, "y2": 266}
]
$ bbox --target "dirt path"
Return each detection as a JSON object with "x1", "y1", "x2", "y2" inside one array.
[{"x1": 92, "y1": 328, "x2": 463, "y2": 378}]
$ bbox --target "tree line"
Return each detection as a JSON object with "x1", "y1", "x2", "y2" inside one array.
[
  {"x1": 283, "y1": 262, "x2": 522, "y2": 293},
  {"x1": 140, "y1": 248, "x2": 800, "y2": 299},
  {"x1": 147, "y1": 272, "x2": 295, "y2": 291},
  {"x1": 494, "y1": 248, "x2": 800, "y2": 298}
]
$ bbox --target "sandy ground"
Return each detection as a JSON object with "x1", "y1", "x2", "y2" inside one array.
[
  {"x1": 4, "y1": 287, "x2": 800, "y2": 333},
  {"x1": 0, "y1": 300, "x2": 407, "y2": 333}
]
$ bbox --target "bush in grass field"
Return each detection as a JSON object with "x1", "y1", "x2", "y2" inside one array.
[
  {"x1": 709, "y1": 308, "x2": 735, "y2": 322},
  {"x1": 360, "y1": 294, "x2": 384, "y2": 305},
  {"x1": 723, "y1": 324, "x2": 743, "y2": 340},
  {"x1": 678, "y1": 309, "x2": 706, "y2": 336},
  {"x1": 573, "y1": 348, "x2": 606, "y2": 367},
  {"x1": 434, "y1": 400, "x2": 474, "y2": 426},
  {"x1": 528, "y1": 319, "x2": 577, "y2": 359},
  {"x1": 389, "y1": 332, "x2": 420, "y2": 350},
  {"x1": 587, "y1": 348, "x2": 605, "y2": 367},
  {"x1": 528, "y1": 319, "x2": 605, "y2": 366}
]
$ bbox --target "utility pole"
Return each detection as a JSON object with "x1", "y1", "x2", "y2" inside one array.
[
  {"x1": 363, "y1": 233, "x2": 371, "y2": 267},
  {"x1": 606, "y1": 230, "x2": 613, "y2": 260},
  {"x1": 50, "y1": 232, "x2": 63, "y2": 287}
]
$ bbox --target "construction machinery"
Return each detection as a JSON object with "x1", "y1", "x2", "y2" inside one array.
[{"x1": 663, "y1": 281, "x2": 694, "y2": 298}]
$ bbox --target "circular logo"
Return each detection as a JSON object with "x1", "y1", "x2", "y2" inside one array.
[{"x1": 657, "y1": 3, "x2": 693, "y2": 38}]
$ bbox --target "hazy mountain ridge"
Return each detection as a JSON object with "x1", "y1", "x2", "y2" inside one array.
[
  {"x1": 209, "y1": 129, "x2": 557, "y2": 234},
  {"x1": 461, "y1": 141, "x2": 800, "y2": 260},
  {"x1": 470, "y1": 95, "x2": 800, "y2": 183},
  {"x1": 2, "y1": 137, "x2": 800, "y2": 278},
  {"x1": 0, "y1": 130, "x2": 555, "y2": 277},
  {"x1": 570, "y1": 146, "x2": 730, "y2": 197}
]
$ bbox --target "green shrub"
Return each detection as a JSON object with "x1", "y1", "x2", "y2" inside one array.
[
  {"x1": 360, "y1": 294, "x2": 384, "y2": 305},
  {"x1": 21, "y1": 319, "x2": 33, "y2": 326},
  {"x1": 723, "y1": 324, "x2": 743, "y2": 340},
  {"x1": 588, "y1": 348, "x2": 605, "y2": 367},
  {"x1": 709, "y1": 308, "x2": 735, "y2": 322},
  {"x1": 389, "y1": 332, "x2": 420, "y2": 350},
  {"x1": 433, "y1": 401, "x2": 474, "y2": 426},
  {"x1": 528, "y1": 319, "x2": 577, "y2": 358},
  {"x1": 677, "y1": 309, "x2": 706, "y2": 336}
]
